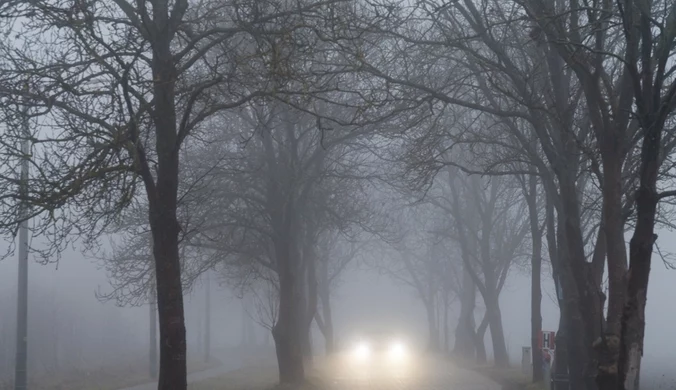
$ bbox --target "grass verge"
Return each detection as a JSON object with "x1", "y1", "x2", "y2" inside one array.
[
  {"x1": 451, "y1": 357, "x2": 546, "y2": 390},
  {"x1": 0, "y1": 358, "x2": 221, "y2": 390},
  {"x1": 190, "y1": 361, "x2": 330, "y2": 390}
]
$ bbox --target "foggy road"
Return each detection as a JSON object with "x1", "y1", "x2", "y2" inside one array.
[
  {"x1": 116, "y1": 349, "x2": 246, "y2": 390},
  {"x1": 322, "y1": 358, "x2": 500, "y2": 390},
  {"x1": 119, "y1": 355, "x2": 500, "y2": 390},
  {"x1": 324, "y1": 373, "x2": 500, "y2": 390}
]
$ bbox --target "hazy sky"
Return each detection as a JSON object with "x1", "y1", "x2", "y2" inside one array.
[{"x1": 0, "y1": 224, "x2": 674, "y2": 371}]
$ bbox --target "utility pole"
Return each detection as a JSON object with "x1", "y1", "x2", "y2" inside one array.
[
  {"x1": 149, "y1": 279, "x2": 158, "y2": 379},
  {"x1": 204, "y1": 272, "x2": 211, "y2": 363},
  {"x1": 15, "y1": 103, "x2": 30, "y2": 390}
]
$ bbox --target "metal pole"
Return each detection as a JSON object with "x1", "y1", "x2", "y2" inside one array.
[
  {"x1": 204, "y1": 272, "x2": 211, "y2": 363},
  {"x1": 15, "y1": 109, "x2": 30, "y2": 390},
  {"x1": 149, "y1": 293, "x2": 158, "y2": 379}
]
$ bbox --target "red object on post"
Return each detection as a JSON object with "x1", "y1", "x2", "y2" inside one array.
[{"x1": 539, "y1": 330, "x2": 556, "y2": 350}]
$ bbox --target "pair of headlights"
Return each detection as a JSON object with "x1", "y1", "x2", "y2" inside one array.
[{"x1": 353, "y1": 340, "x2": 407, "y2": 360}]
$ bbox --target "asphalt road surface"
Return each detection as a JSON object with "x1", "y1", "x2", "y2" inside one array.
[
  {"x1": 116, "y1": 348, "x2": 252, "y2": 390},
  {"x1": 323, "y1": 356, "x2": 501, "y2": 390},
  {"x1": 118, "y1": 352, "x2": 500, "y2": 390}
]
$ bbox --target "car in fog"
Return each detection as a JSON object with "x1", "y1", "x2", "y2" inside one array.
[{"x1": 347, "y1": 330, "x2": 412, "y2": 367}]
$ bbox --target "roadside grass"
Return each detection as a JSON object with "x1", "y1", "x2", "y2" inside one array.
[
  {"x1": 190, "y1": 360, "x2": 332, "y2": 390},
  {"x1": 189, "y1": 366, "x2": 278, "y2": 390},
  {"x1": 451, "y1": 356, "x2": 546, "y2": 390},
  {"x1": 0, "y1": 358, "x2": 220, "y2": 390},
  {"x1": 189, "y1": 365, "x2": 328, "y2": 390}
]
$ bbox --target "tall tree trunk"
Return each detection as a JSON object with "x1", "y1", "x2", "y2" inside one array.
[
  {"x1": 147, "y1": 21, "x2": 188, "y2": 390},
  {"x1": 525, "y1": 175, "x2": 544, "y2": 382},
  {"x1": 298, "y1": 273, "x2": 310, "y2": 363},
  {"x1": 616, "y1": 121, "x2": 661, "y2": 390},
  {"x1": 241, "y1": 299, "x2": 248, "y2": 347},
  {"x1": 546, "y1": 181, "x2": 569, "y2": 382},
  {"x1": 316, "y1": 261, "x2": 334, "y2": 355},
  {"x1": 454, "y1": 267, "x2": 476, "y2": 359},
  {"x1": 425, "y1": 298, "x2": 440, "y2": 353},
  {"x1": 204, "y1": 273, "x2": 211, "y2": 363},
  {"x1": 272, "y1": 237, "x2": 304, "y2": 385},
  {"x1": 150, "y1": 219, "x2": 185, "y2": 390},
  {"x1": 554, "y1": 309, "x2": 568, "y2": 378},
  {"x1": 301, "y1": 328, "x2": 312, "y2": 367},
  {"x1": 301, "y1": 243, "x2": 318, "y2": 365},
  {"x1": 322, "y1": 313, "x2": 334, "y2": 355},
  {"x1": 600, "y1": 150, "x2": 628, "y2": 336},
  {"x1": 150, "y1": 298, "x2": 158, "y2": 379},
  {"x1": 443, "y1": 290, "x2": 450, "y2": 355},
  {"x1": 475, "y1": 315, "x2": 489, "y2": 364},
  {"x1": 320, "y1": 294, "x2": 334, "y2": 355},
  {"x1": 485, "y1": 295, "x2": 509, "y2": 367},
  {"x1": 557, "y1": 172, "x2": 602, "y2": 390}
]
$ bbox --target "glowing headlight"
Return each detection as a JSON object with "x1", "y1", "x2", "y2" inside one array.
[
  {"x1": 388, "y1": 341, "x2": 407, "y2": 359},
  {"x1": 354, "y1": 341, "x2": 371, "y2": 359}
]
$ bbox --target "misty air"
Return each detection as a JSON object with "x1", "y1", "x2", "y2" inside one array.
[{"x1": 0, "y1": 1, "x2": 674, "y2": 390}]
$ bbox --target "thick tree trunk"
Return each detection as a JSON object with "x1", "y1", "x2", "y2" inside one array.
[
  {"x1": 545, "y1": 181, "x2": 570, "y2": 384},
  {"x1": 553, "y1": 311, "x2": 568, "y2": 377},
  {"x1": 322, "y1": 318, "x2": 334, "y2": 355},
  {"x1": 616, "y1": 123, "x2": 661, "y2": 390},
  {"x1": 531, "y1": 254, "x2": 543, "y2": 382},
  {"x1": 298, "y1": 274, "x2": 311, "y2": 363},
  {"x1": 556, "y1": 221, "x2": 596, "y2": 390},
  {"x1": 301, "y1": 328, "x2": 313, "y2": 367},
  {"x1": 425, "y1": 298, "x2": 440, "y2": 353},
  {"x1": 272, "y1": 238, "x2": 304, "y2": 385},
  {"x1": 475, "y1": 315, "x2": 489, "y2": 364},
  {"x1": 299, "y1": 237, "x2": 318, "y2": 366},
  {"x1": 485, "y1": 297, "x2": 509, "y2": 367},
  {"x1": 557, "y1": 173, "x2": 602, "y2": 390},
  {"x1": 443, "y1": 290, "x2": 450, "y2": 355},
  {"x1": 149, "y1": 298, "x2": 158, "y2": 379},
  {"x1": 315, "y1": 307, "x2": 334, "y2": 356},
  {"x1": 145, "y1": 18, "x2": 188, "y2": 390},
  {"x1": 204, "y1": 274, "x2": 211, "y2": 363},
  {"x1": 151, "y1": 219, "x2": 186, "y2": 390},
  {"x1": 454, "y1": 268, "x2": 476, "y2": 359},
  {"x1": 316, "y1": 262, "x2": 335, "y2": 355},
  {"x1": 601, "y1": 139, "x2": 629, "y2": 336}
]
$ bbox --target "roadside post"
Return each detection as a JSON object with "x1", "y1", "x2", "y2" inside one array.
[{"x1": 521, "y1": 346, "x2": 532, "y2": 377}]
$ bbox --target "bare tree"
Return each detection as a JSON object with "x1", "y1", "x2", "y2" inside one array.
[
  {"x1": 0, "y1": 1, "x2": 350, "y2": 388},
  {"x1": 374, "y1": 206, "x2": 459, "y2": 353},
  {"x1": 314, "y1": 233, "x2": 363, "y2": 355}
]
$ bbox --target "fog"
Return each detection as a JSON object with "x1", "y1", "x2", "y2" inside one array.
[
  {"x1": 1, "y1": 228, "x2": 675, "y2": 387},
  {"x1": 1, "y1": 1, "x2": 676, "y2": 390}
]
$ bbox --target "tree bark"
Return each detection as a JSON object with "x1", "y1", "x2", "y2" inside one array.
[
  {"x1": 316, "y1": 261, "x2": 335, "y2": 355},
  {"x1": 475, "y1": 315, "x2": 489, "y2": 364},
  {"x1": 485, "y1": 295, "x2": 509, "y2": 367},
  {"x1": 425, "y1": 297, "x2": 440, "y2": 353},
  {"x1": 557, "y1": 172, "x2": 603, "y2": 390},
  {"x1": 148, "y1": 32, "x2": 188, "y2": 390},
  {"x1": 204, "y1": 274, "x2": 211, "y2": 363},
  {"x1": 149, "y1": 298, "x2": 158, "y2": 379},
  {"x1": 443, "y1": 289, "x2": 450, "y2": 355},
  {"x1": 454, "y1": 265, "x2": 476, "y2": 359},
  {"x1": 150, "y1": 218, "x2": 186, "y2": 390},
  {"x1": 616, "y1": 122, "x2": 662, "y2": 390},
  {"x1": 600, "y1": 151, "x2": 628, "y2": 336},
  {"x1": 272, "y1": 235, "x2": 305, "y2": 385},
  {"x1": 545, "y1": 179, "x2": 571, "y2": 384},
  {"x1": 301, "y1": 245, "x2": 318, "y2": 365},
  {"x1": 554, "y1": 311, "x2": 568, "y2": 378},
  {"x1": 525, "y1": 175, "x2": 544, "y2": 383}
]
